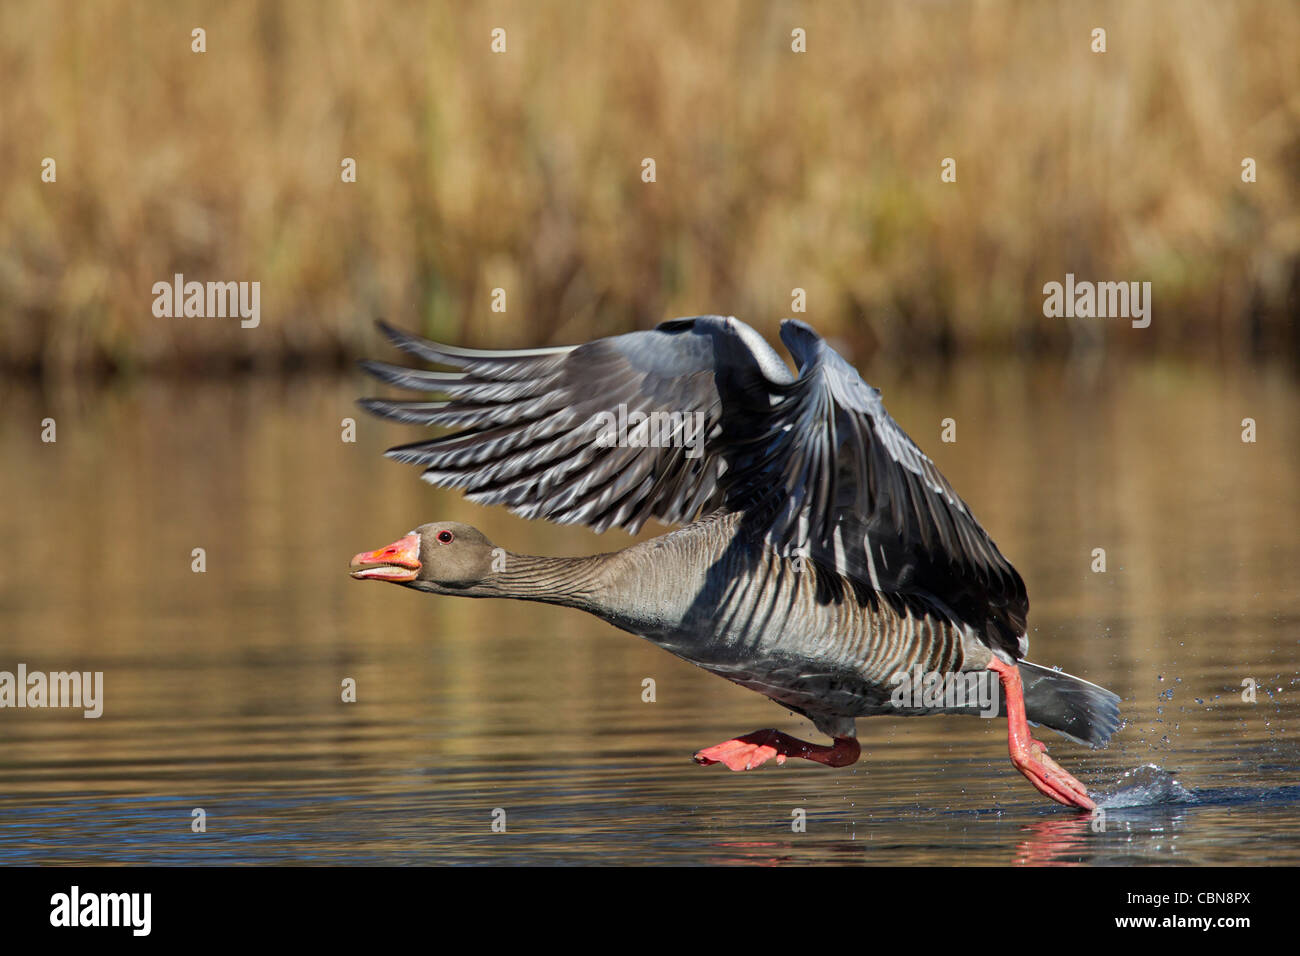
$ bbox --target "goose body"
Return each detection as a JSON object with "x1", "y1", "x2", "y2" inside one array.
[
  {"x1": 569, "y1": 511, "x2": 993, "y2": 734},
  {"x1": 351, "y1": 316, "x2": 1120, "y2": 808}
]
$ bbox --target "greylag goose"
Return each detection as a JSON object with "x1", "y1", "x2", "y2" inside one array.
[{"x1": 351, "y1": 316, "x2": 1119, "y2": 810}]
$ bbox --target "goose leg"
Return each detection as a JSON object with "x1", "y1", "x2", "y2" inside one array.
[
  {"x1": 987, "y1": 656, "x2": 1096, "y2": 810},
  {"x1": 694, "y1": 730, "x2": 861, "y2": 771}
]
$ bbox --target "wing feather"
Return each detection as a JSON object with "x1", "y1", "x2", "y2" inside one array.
[{"x1": 359, "y1": 316, "x2": 1028, "y2": 654}]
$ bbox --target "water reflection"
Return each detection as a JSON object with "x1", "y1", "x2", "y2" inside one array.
[{"x1": 0, "y1": 358, "x2": 1297, "y2": 864}]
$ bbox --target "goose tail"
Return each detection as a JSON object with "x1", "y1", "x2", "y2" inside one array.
[{"x1": 1019, "y1": 661, "x2": 1121, "y2": 747}]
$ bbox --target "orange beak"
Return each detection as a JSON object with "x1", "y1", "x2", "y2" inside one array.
[{"x1": 350, "y1": 533, "x2": 421, "y2": 582}]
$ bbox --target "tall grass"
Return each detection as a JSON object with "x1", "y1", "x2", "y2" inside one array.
[{"x1": 1, "y1": 0, "x2": 1297, "y2": 375}]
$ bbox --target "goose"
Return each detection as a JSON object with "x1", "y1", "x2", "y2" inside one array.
[{"x1": 350, "y1": 316, "x2": 1119, "y2": 810}]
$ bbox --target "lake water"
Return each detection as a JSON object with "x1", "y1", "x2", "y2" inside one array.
[{"x1": 1, "y1": 358, "x2": 1297, "y2": 865}]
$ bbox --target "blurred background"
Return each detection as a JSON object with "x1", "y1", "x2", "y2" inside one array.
[
  {"x1": 0, "y1": 1, "x2": 1297, "y2": 864},
  {"x1": 1, "y1": 0, "x2": 1297, "y2": 375}
]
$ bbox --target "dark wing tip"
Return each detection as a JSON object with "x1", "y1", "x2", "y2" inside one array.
[
  {"x1": 356, "y1": 396, "x2": 394, "y2": 416},
  {"x1": 777, "y1": 319, "x2": 826, "y2": 369},
  {"x1": 357, "y1": 358, "x2": 395, "y2": 381},
  {"x1": 373, "y1": 318, "x2": 406, "y2": 347}
]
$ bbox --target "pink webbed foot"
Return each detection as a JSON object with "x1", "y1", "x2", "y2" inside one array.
[
  {"x1": 693, "y1": 731, "x2": 788, "y2": 770},
  {"x1": 694, "y1": 729, "x2": 861, "y2": 771},
  {"x1": 1013, "y1": 735, "x2": 1096, "y2": 810},
  {"x1": 988, "y1": 656, "x2": 1097, "y2": 811}
]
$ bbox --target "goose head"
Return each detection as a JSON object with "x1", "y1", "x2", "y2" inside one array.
[{"x1": 350, "y1": 522, "x2": 498, "y2": 589}]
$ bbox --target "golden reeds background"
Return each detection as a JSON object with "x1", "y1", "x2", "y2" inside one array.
[{"x1": 2, "y1": 0, "x2": 1297, "y2": 375}]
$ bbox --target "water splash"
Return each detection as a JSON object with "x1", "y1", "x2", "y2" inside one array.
[{"x1": 1096, "y1": 763, "x2": 1196, "y2": 808}]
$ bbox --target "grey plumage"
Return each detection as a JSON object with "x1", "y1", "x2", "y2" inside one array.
[
  {"x1": 359, "y1": 316, "x2": 1119, "y2": 750},
  {"x1": 363, "y1": 316, "x2": 1027, "y2": 651}
]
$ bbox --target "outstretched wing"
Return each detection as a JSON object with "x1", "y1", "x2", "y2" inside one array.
[
  {"x1": 359, "y1": 316, "x2": 777, "y2": 533},
  {"x1": 359, "y1": 316, "x2": 1028, "y2": 654},
  {"x1": 740, "y1": 321, "x2": 1028, "y2": 654}
]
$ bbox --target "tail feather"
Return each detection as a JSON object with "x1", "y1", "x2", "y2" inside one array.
[{"x1": 1018, "y1": 661, "x2": 1121, "y2": 747}]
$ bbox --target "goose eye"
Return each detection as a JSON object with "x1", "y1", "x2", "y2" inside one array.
[{"x1": 436, "y1": 530, "x2": 454, "y2": 544}]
